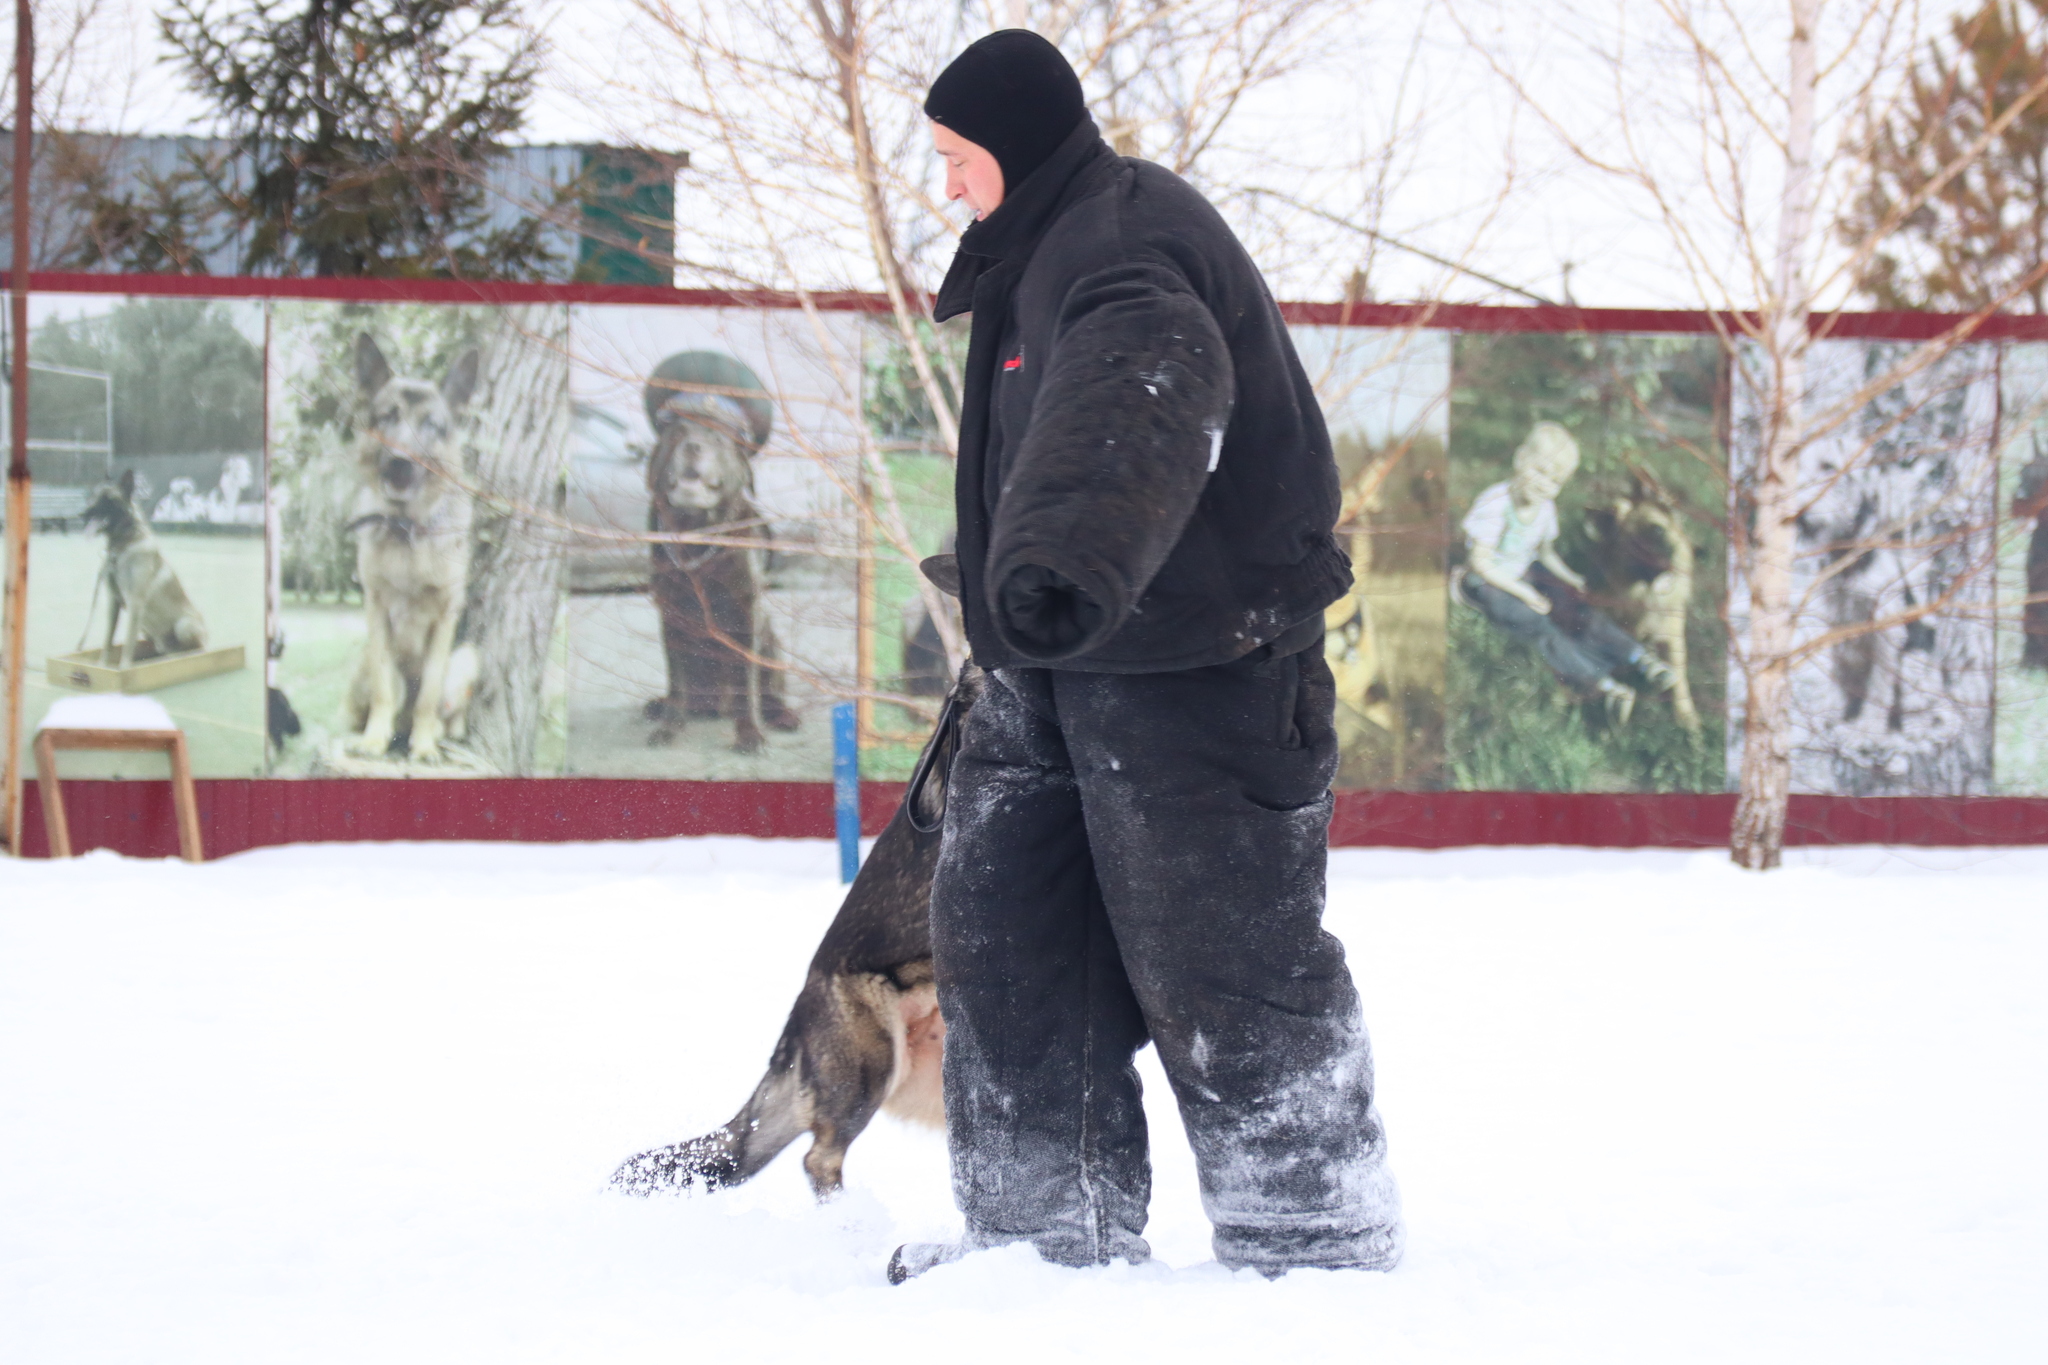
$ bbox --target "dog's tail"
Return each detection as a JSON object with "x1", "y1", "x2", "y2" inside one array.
[
  {"x1": 607, "y1": 965, "x2": 942, "y2": 1199},
  {"x1": 610, "y1": 1027, "x2": 812, "y2": 1196}
]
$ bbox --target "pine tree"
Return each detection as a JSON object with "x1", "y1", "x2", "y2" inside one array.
[
  {"x1": 1843, "y1": 1, "x2": 2048, "y2": 313},
  {"x1": 156, "y1": 0, "x2": 553, "y2": 279}
]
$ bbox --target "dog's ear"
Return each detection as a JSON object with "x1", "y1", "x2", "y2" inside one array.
[
  {"x1": 356, "y1": 334, "x2": 393, "y2": 397},
  {"x1": 118, "y1": 467, "x2": 137, "y2": 499},
  {"x1": 442, "y1": 349, "x2": 481, "y2": 413}
]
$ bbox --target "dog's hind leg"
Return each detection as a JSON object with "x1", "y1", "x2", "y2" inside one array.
[
  {"x1": 791, "y1": 974, "x2": 912, "y2": 1195},
  {"x1": 174, "y1": 602, "x2": 208, "y2": 653},
  {"x1": 734, "y1": 657, "x2": 766, "y2": 755}
]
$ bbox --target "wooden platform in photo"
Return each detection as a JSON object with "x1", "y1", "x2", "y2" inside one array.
[
  {"x1": 311, "y1": 736, "x2": 496, "y2": 778},
  {"x1": 45, "y1": 644, "x2": 246, "y2": 695}
]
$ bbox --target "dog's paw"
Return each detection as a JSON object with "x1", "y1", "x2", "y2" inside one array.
[
  {"x1": 408, "y1": 717, "x2": 448, "y2": 764},
  {"x1": 731, "y1": 728, "x2": 766, "y2": 755},
  {"x1": 346, "y1": 728, "x2": 395, "y2": 758},
  {"x1": 763, "y1": 704, "x2": 802, "y2": 733},
  {"x1": 643, "y1": 697, "x2": 682, "y2": 722},
  {"x1": 610, "y1": 1139, "x2": 741, "y2": 1196},
  {"x1": 647, "y1": 726, "x2": 680, "y2": 749}
]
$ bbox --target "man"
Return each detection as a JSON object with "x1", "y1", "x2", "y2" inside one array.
[
  {"x1": 1459, "y1": 421, "x2": 1675, "y2": 726},
  {"x1": 892, "y1": 30, "x2": 1402, "y2": 1282}
]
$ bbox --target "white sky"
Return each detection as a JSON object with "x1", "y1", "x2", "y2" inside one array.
[{"x1": 37, "y1": 0, "x2": 1945, "y2": 310}]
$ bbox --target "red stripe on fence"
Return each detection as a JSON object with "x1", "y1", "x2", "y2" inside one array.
[
  {"x1": 17, "y1": 779, "x2": 2048, "y2": 859},
  {"x1": 24, "y1": 270, "x2": 898, "y2": 313},
  {"x1": 29, "y1": 270, "x2": 2048, "y2": 339}
]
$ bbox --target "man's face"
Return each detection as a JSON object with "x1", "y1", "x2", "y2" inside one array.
[{"x1": 932, "y1": 122, "x2": 1005, "y2": 220}]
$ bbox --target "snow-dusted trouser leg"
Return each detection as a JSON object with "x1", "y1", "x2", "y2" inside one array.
[
  {"x1": 932, "y1": 666, "x2": 1154, "y2": 1267},
  {"x1": 931, "y1": 651, "x2": 1403, "y2": 1274}
]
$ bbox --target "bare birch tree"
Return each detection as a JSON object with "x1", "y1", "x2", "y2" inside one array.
[
  {"x1": 464, "y1": 302, "x2": 571, "y2": 774},
  {"x1": 1456, "y1": 0, "x2": 2048, "y2": 867}
]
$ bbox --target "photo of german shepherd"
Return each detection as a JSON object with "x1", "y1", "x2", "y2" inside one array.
[
  {"x1": 612, "y1": 660, "x2": 979, "y2": 1199},
  {"x1": 642, "y1": 351, "x2": 801, "y2": 755},
  {"x1": 345, "y1": 333, "x2": 482, "y2": 763},
  {"x1": 81, "y1": 468, "x2": 209, "y2": 667},
  {"x1": 1584, "y1": 481, "x2": 1700, "y2": 732}
]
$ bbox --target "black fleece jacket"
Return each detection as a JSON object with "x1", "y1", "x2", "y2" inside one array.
[{"x1": 936, "y1": 118, "x2": 1351, "y2": 673}]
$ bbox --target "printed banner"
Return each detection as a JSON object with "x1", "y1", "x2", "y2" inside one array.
[
  {"x1": 563, "y1": 304, "x2": 862, "y2": 780},
  {"x1": 1994, "y1": 345, "x2": 2048, "y2": 795},
  {"x1": 1446, "y1": 332, "x2": 1728, "y2": 792},
  {"x1": 266, "y1": 300, "x2": 571, "y2": 777},
  {"x1": 1296, "y1": 325, "x2": 1451, "y2": 790},
  {"x1": 10, "y1": 293, "x2": 267, "y2": 779},
  {"x1": 1730, "y1": 340, "x2": 1999, "y2": 797},
  {"x1": 11, "y1": 285, "x2": 2048, "y2": 801}
]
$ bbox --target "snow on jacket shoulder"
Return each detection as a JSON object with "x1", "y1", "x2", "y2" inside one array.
[{"x1": 935, "y1": 118, "x2": 1351, "y2": 674}]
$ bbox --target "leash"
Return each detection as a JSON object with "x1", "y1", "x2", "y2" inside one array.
[
  {"x1": 904, "y1": 677, "x2": 966, "y2": 835},
  {"x1": 75, "y1": 565, "x2": 107, "y2": 652},
  {"x1": 346, "y1": 512, "x2": 417, "y2": 542},
  {"x1": 658, "y1": 540, "x2": 724, "y2": 573}
]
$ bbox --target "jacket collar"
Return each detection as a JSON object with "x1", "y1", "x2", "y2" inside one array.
[{"x1": 932, "y1": 118, "x2": 1112, "y2": 321}]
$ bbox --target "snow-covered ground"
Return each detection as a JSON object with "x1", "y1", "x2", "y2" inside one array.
[{"x1": 3, "y1": 838, "x2": 2043, "y2": 1363}]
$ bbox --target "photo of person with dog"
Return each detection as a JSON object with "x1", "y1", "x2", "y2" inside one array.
[
  {"x1": 560, "y1": 305, "x2": 862, "y2": 780},
  {"x1": 266, "y1": 300, "x2": 572, "y2": 777},
  {"x1": 5, "y1": 293, "x2": 268, "y2": 780},
  {"x1": 1447, "y1": 332, "x2": 1727, "y2": 792}
]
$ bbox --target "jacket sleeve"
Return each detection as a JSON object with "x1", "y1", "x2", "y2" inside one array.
[{"x1": 984, "y1": 261, "x2": 1235, "y2": 662}]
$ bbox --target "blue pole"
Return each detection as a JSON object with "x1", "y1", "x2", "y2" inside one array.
[{"x1": 832, "y1": 702, "x2": 859, "y2": 883}]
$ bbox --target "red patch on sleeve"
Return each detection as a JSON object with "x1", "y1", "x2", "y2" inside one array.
[{"x1": 1003, "y1": 353, "x2": 1022, "y2": 371}]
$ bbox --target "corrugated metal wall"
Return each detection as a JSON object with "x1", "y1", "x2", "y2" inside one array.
[{"x1": 0, "y1": 133, "x2": 675, "y2": 283}]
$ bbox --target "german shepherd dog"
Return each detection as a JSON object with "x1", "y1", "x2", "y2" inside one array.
[
  {"x1": 1584, "y1": 481, "x2": 1699, "y2": 731},
  {"x1": 613, "y1": 658, "x2": 979, "y2": 1199},
  {"x1": 644, "y1": 383, "x2": 800, "y2": 754},
  {"x1": 81, "y1": 469, "x2": 208, "y2": 667},
  {"x1": 345, "y1": 334, "x2": 482, "y2": 763}
]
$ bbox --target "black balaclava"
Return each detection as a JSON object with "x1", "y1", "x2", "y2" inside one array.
[{"x1": 924, "y1": 29, "x2": 1087, "y2": 194}]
